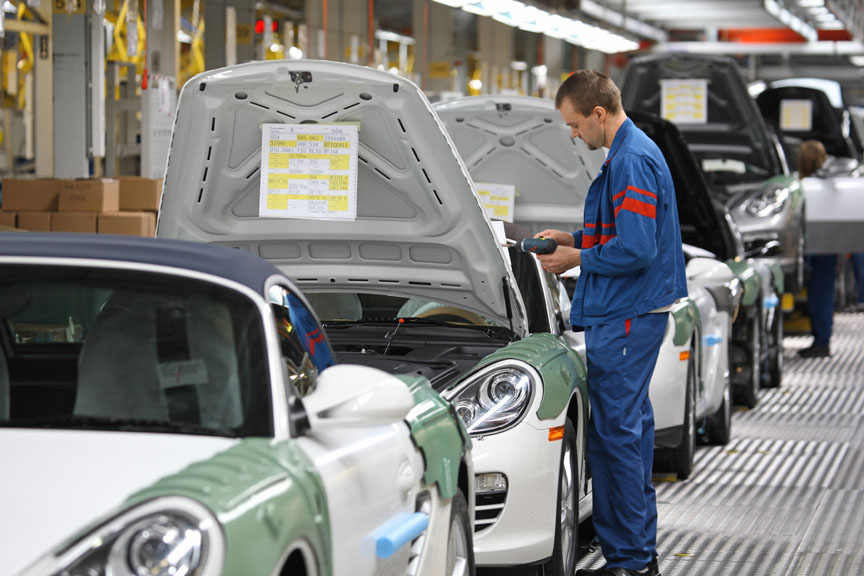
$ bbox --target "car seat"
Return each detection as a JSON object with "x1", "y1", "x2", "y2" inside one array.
[{"x1": 75, "y1": 292, "x2": 243, "y2": 428}]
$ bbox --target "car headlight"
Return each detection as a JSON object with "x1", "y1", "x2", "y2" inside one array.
[
  {"x1": 745, "y1": 186, "x2": 789, "y2": 217},
  {"x1": 24, "y1": 497, "x2": 224, "y2": 576},
  {"x1": 448, "y1": 360, "x2": 536, "y2": 436}
]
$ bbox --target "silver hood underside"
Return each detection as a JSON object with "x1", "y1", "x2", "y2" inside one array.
[
  {"x1": 435, "y1": 95, "x2": 605, "y2": 233},
  {"x1": 157, "y1": 60, "x2": 527, "y2": 335}
]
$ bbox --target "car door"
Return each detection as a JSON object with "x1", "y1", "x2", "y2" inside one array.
[{"x1": 268, "y1": 284, "x2": 437, "y2": 575}]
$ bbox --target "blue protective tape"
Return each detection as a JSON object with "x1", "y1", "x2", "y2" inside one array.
[
  {"x1": 703, "y1": 333, "x2": 723, "y2": 347},
  {"x1": 763, "y1": 294, "x2": 779, "y2": 309},
  {"x1": 372, "y1": 513, "x2": 430, "y2": 559}
]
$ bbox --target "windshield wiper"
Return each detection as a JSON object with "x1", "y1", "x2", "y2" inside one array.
[
  {"x1": 0, "y1": 415, "x2": 239, "y2": 438},
  {"x1": 324, "y1": 316, "x2": 513, "y2": 338}
]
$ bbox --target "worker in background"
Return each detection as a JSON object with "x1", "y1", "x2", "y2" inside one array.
[
  {"x1": 535, "y1": 70, "x2": 687, "y2": 576},
  {"x1": 798, "y1": 140, "x2": 836, "y2": 357}
]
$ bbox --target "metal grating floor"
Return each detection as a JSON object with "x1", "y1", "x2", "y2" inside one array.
[{"x1": 575, "y1": 312, "x2": 864, "y2": 576}]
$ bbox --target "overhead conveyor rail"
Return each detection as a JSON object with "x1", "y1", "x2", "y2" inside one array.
[{"x1": 576, "y1": 312, "x2": 864, "y2": 576}]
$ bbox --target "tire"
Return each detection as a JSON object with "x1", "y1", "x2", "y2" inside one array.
[
  {"x1": 704, "y1": 368, "x2": 733, "y2": 445},
  {"x1": 670, "y1": 349, "x2": 697, "y2": 479},
  {"x1": 735, "y1": 315, "x2": 761, "y2": 409},
  {"x1": 762, "y1": 305, "x2": 784, "y2": 388},
  {"x1": 446, "y1": 490, "x2": 475, "y2": 576},
  {"x1": 540, "y1": 417, "x2": 579, "y2": 576}
]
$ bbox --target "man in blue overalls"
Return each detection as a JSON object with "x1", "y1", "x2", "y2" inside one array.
[{"x1": 537, "y1": 70, "x2": 687, "y2": 576}]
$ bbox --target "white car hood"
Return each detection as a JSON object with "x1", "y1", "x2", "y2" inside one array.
[
  {"x1": 0, "y1": 429, "x2": 236, "y2": 575},
  {"x1": 434, "y1": 95, "x2": 606, "y2": 230},
  {"x1": 158, "y1": 60, "x2": 526, "y2": 335}
]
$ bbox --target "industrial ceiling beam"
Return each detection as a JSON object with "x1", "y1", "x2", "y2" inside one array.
[{"x1": 653, "y1": 40, "x2": 864, "y2": 54}]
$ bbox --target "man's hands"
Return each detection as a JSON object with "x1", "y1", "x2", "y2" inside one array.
[{"x1": 534, "y1": 229, "x2": 582, "y2": 274}]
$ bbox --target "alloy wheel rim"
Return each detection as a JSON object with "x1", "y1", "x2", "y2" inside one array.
[
  {"x1": 447, "y1": 508, "x2": 469, "y2": 576},
  {"x1": 560, "y1": 443, "x2": 576, "y2": 571}
]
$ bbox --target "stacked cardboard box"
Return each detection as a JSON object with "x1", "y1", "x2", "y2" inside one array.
[
  {"x1": 0, "y1": 179, "x2": 60, "y2": 231},
  {"x1": 0, "y1": 177, "x2": 161, "y2": 237}
]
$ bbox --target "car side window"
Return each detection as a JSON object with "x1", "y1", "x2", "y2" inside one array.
[
  {"x1": 507, "y1": 247, "x2": 551, "y2": 334},
  {"x1": 544, "y1": 271, "x2": 571, "y2": 334},
  {"x1": 268, "y1": 286, "x2": 335, "y2": 395}
]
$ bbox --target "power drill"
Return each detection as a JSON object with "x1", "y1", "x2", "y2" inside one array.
[{"x1": 511, "y1": 237, "x2": 558, "y2": 255}]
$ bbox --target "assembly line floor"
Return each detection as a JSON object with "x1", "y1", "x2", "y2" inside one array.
[{"x1": 574, "y1": 311, "x2": 864, "y2": 576}]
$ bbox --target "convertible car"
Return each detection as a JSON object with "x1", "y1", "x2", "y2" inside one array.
[
  {"x1": 434, "y1": 96, "x2": 742, "y2": 478},
  {"x1": 620, "y1": 53, "x2": 805, "y2": 294},
  {"x1": 155, "y1": 60, "x2": 591, "y2": 575},
  {"x1": 0, "y1": 233, "x2": 473, "y2": 576},
  {"x1": 756, "y1": 81, "x2": 864, "y2": 257}
]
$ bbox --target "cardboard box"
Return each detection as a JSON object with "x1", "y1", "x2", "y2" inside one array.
[
  {"x1": 0, "y1": 210, "x2": 16, "y2": 228},
  {"x1": 1, "y1": 179, "x2": 60, "y2": 211},
  {"x1": 59, "y1": 179, "x2": 120, "y2": 212},
  {"x1": 119, "y1": 177, "x2": 162, "y2": 212},
  {"x1": 51, "y1": 211, "x2": 99, "y2": 233},
  {"x1": 17, "y1": 211, "x2": 52, "y2": 231},
  {"x1": 98, "y1": 212, "x2": 156, "y2": 237}
]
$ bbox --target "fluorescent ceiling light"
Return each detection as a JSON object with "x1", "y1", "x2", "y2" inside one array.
[
  {"x1": 807, "y1": 6, "x2": 829, "y2": 14},
  {"x1": 818, "y1": 21, "x2": 845, "y2": 29},
  {"x1": 434, "y1": 0, "x2": 642, "y2": 53},
  {"x1": 796, "y1": 0, "x2": 825, "y2": 6},
  {"x1": 815, "y1": 12, "x2": 838, "y2": 21},
  {"x1": 848, "y1": 55, "x2": 864, "y2": 66},
  {"x1": 764, "y1": 0, "x2": 818, "y2": 42}
]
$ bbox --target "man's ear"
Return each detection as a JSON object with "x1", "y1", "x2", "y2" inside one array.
[{"x1": 593, "y1": 106, "x2": 606, "y2": 121}]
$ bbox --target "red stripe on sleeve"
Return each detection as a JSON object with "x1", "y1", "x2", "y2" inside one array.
[
  {"x1": 612, "y1": 190, "x2": 626, "y2": 202},
  {"x1": 582, "y1": 236, "x2": 596, "y2": 249},
  {"x1": 599, "y1": 234, "x2": 616, "y2": 245},
  {"x1": 627, "y1": 185, "x2": 657, "y2": 200},
  {"x1": 615, "y1": 197, "x2": 656, "y2": 219}
]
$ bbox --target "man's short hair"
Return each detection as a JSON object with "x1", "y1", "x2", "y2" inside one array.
[{"x1": 555, "y1": 70, "x2": 622, "y2": 116}]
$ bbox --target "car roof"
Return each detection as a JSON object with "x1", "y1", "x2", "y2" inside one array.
[{"x1": 0, "y1": 232, "x2": 281, "y2": 295}]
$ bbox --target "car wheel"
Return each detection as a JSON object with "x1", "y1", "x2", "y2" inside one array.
[
  {"x1": 762, "y1": 306, "x2": 783, "y2": 389},
  {"x1": 670, "y1": 347, "x2": 696, "y2": 479},
  {"x1": 446, "y1": 490, "x2": 475, "y2": 576},
  {"x1": 736, "y1": 315, "x2": 761, "y2": 409},
  {"x1": 704, "y1": 365, "x2": 733, "y2": 445},
  {"x1": 541, "y1": 417, "x2": 579, "y2": 576}
]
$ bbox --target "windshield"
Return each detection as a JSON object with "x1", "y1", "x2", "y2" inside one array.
[
  {"x1": 305, "y1": 247, "x2": 546, "y2": 336},
  {"x1": 0, "y1": 265, "x2": 272, "y2": 437},
  {"x1": 693, "y1": 150, "x2": 773, "y2": 188}
]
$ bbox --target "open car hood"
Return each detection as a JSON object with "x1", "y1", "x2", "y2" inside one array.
[
  {"x1": 434, "y1": 95, "x2": 605, "y2": 231},
  {"x1": 620, "y1": 53, "x2": 784, "y2": 182},
  {"x1": 158, "y1": 60, "x2": 526, "y2": 334},
  {"x1": 757, "y1": 85, "x2": 859, "y2": 168}
]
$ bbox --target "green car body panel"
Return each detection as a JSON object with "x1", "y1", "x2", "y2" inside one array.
[
  {"x1": 124, "y1": 439, "x2": 333, "y2": 576},
  {"x1": 459, "y1": 333, "x2": 587, "y2": 422},
  {"x1": 401, "y1": 375, "x2": 471, "y2": 500},
  {"x1": 727, "y1": 260, "x2": 761, "y2": 307},
  {"x1": 765, "y1": 258, "x2": 785, "y2": 295},
  {"x1": 672, "y1": 298, "x2": 699, "y2": 347}
]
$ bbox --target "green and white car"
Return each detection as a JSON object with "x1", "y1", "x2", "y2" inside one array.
[
  {"x1": 156, "y1": 60, "x2": 590, "y2": 575},
  {"x1": 0, "y1": 232, "x2": 474, "y2": 576}
]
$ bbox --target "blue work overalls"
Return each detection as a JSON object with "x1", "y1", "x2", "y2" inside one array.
[{"x1": 570, "y1": 119, "x2": 688, "y2": 571}]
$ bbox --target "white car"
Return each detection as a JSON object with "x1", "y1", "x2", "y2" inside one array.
[
  {"x1": 155, "y1": 60, "x2": 592, "y2": 574},
  {"x1": 435, "y1": 96, "x2": 742, "y2": 478},
  {"x1": 0, "y1": 233, "x2": 474, "y2": 576}
]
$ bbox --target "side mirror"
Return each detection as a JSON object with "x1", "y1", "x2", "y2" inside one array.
[{"x1": 302, "y1": 365, "x2": 416, "y2": 426}]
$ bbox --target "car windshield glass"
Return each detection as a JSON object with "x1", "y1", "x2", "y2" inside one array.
[
  {"x1": 0, "y1": 265, "x2": 272, "y2": 437},
  {"x1": 307, "y1": 292, "x2": 495, "y2": 326},
  {"x1": 695, "y1": 152, "x2": 772, "y2": 187}
]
